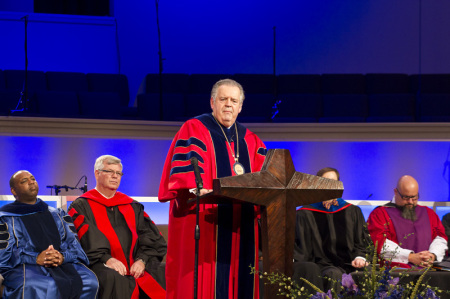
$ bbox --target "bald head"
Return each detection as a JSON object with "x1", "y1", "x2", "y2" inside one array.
[
  {"x1": 394, "y1": 175, "x2": 419, "y2": 207},
  {"x1": 9, "y1": 170, "x2": 39, "y2": 204},
  {"x1": 10, "y1": 170, "x2": 30, "y2": 189}
]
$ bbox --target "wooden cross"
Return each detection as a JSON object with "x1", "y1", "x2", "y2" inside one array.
[{"x1": 211, "y1": 148, "x2": 344, "y2": 298}]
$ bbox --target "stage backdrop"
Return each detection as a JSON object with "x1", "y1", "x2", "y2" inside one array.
[
  {"x1": 2, "y1": 135, "x2": 450, "y2": 202},
  {"x1": 2, "y1": 0, "x2": 450, "y2": 104}
]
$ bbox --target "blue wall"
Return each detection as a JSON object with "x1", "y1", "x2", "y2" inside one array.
[{"x1": 1, "y1": 136, "x2": 449, "y2": 205}]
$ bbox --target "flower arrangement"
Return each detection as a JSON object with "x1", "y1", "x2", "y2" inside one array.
[{"x1": 252, "y1": 241, "x2": 446, "y2": 298}]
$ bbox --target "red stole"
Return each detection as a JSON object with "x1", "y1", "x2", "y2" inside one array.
[{"x1": 84, "y1": 189, "x2": 165, "y2": 299}]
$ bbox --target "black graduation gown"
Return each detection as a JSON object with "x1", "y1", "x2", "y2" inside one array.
[{"x1": 294, "y1": 199, "x2": 371, "y2": 273}]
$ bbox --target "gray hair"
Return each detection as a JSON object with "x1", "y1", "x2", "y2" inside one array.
[
  {"x1": 94, "y1": 155, "x2": 123, "y2": 171},
  {"x1": 211, "y1": 79, "x2": 245, "y2": 104}
]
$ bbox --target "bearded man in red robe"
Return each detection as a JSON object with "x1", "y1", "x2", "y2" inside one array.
[{"x1": 368, "y1": 175, "x2": 447, "y2": 268}]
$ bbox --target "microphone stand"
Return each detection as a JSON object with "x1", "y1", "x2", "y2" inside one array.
[
  {"x1": 47, "y1": 184, "x2": 86, "y2": 195},
  {"x1": 11, "y1": 15, "x2": 30, "y2": 114},
  {"x1": 155, "y1": 0, "x2": 165, "y2": 120},
  {"x1": 193, "y1": 182, "x2": 201, "y2": 299},
  {"x1": 189, "y1": 157, "x2": 203, "y2": 299},
  {"x1": 271, "y1": 26, "x2": 281, "y2": 121},
  {"x1": 74, "y1": 175, "x2": 88, "y2": 193}
]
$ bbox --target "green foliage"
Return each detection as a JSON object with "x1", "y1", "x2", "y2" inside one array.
[{"x1": 252, "y1": 240, "x2": 446, "y2": 298}]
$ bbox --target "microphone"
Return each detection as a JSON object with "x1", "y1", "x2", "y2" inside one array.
[
  {"x1": 47, "y1": 185, "x2": 62, "y2": 195},
  {"x1": 190, "y1": 157, "x2": 203, "y2": 190},
  {"x1": 83, "y1": 176, "x2": 88, "y2": 193}
]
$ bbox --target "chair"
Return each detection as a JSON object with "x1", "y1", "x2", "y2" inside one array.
[
  {"x1": 321, "y1": 74, "x2": 366, "y2": 94},
  {"x1": 238, "y1": 93, "x2": 274, "y2": 123},
  {"x1": 410, "y1": 74, "x2": 450, "y2": 94},
  {"x1": 78, "y1": 91, "x2": 123, "y2": 119},
  {"x1": 4, "y1": 70, "x2": 47, "y2": 92},
  {"x1": 2, "y1": 70, "x2": 46, "y2": 115},
  {"x1": 319, "y1": 94, "x2": 368, "y2": 122},
  {"x1": 137, "y1": 93, "x2": 186, "y2": 121},
  {"x1": 0, "y1": 70, "x2": 5, "y2": 91},
  {"x1": 141, "y1": 73, "x2": 189, "y2": 94},
  {"x1": 233, "y1": 74, "x2": 276, "y2": 94},
  {"x1": 184, "y1": 93, "x2": 211, "y2": 120},
  {"x1": 365, "y1": 74, "x2": 410, "y2": 94},
  {"x1": 156, "y1": 224, "x2": 168, "y2": 262},
  {"x1": 0, "y1": 91, "x2": 22, "y2": 115},
  {"x1": 87, "y1": 73, "x2": 130, "y2": 107},
  {"x1": 273, "y1": 94, "x2": 321, "y2": 123},
  {"x1": 277, "y1": 74, "x2": 321, "y2": 94},
  {"x1": 366, "y1": 94, "x2": 415, "y2": 122},
  {"x1": 188, "y1": 74, "x2": 233, "y2": 94},
  {"x1": 46, "y1": 71, "x2": 89, "y2": 92},
  {"x1": 418, "y1": 94, "x2": 450, "y2": 122},
  {"x1": 35, "y1": 91, "x2": 80, "y2": 118}
]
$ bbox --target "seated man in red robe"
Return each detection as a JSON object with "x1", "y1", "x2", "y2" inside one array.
[
  {"x1": 367, "y1": 175, "x2": 448, "y2": 268},
  {"x1": 69, "y1": 155, "x2": 167, "y2": 299}
]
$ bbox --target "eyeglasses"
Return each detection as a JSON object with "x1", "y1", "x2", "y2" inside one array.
[
  {"x1": 396, "y1": 188, "x2": 419, "y2": 200},
  {"x1": 98, "y1": 169, "x2": 124, "y2": 177}
]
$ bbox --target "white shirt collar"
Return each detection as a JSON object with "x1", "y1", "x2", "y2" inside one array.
[{"x1": 95, "y1": 187, "x2": 115, "y2": 199}]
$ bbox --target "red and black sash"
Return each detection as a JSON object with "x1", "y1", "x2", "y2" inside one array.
[{"x1": 83, "y1": 190, "x2": 165, "y2": 299}]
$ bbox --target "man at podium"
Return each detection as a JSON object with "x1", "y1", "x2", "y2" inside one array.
[{"x1": 159, "y1": 79, "x2": 267, "y2": 299}]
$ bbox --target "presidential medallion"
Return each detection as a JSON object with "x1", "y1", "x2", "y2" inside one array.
[{"x1": 233, "y1": 162, "x2": 245, "y2": 175}]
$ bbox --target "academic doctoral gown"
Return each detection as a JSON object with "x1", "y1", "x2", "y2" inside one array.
[
  {"x1": 69, "y1": 189, "x2": 167, "y2": 299},
  {"x1": 442, "y1": 213, "x2": 450, "y2": 246},
  {"x1": 295, "y1": 198, "x2": 371, "y2": 273},
  {"x1": 158, "y1": 113, "x2": 267, "y2": 299},
  {"x1": 0, "y1": 199, "x2": 98, "y2": 299},
  {"x1": 367, "y1": 203, "x2": 448, "y2": 268}
]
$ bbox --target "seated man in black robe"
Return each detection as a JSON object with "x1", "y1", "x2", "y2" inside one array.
[
  {"x1": 69, "y1": 155, "x2": 167, "y2": 299},
  {"x1": 439, "y1": 212, "x2": 450, "y2": 256},
  {"x1": 294, "y1": 167, "x2": 371, "y2": 292}
]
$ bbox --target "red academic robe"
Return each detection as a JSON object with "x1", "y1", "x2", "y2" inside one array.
[
  {"x1": 69, "y1": 189, "x2": 166, "y2": 299},
  {"x1": 367, "y1": 204, "x2": 447, "y2": 268},
  {"x1": 158, "y1": 113, "x2": 267, "y2": 299}
]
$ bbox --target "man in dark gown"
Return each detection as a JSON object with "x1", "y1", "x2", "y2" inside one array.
[
  {"x1": 295, "y1": 167, "x2": 370, "y2": 292},
  {"x1": 0, "y1": 170, "x2": 98, "y2": 299},
  {"x1": 442, "y1": 212, "x2": 450, "y2": 254},
  {"x1": 69, "y1": 155, "x2": 167, "y2": 299}
]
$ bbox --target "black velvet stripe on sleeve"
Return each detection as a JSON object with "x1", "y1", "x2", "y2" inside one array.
[
  {"x1": 174, "y1": 137, "x2": 207, "y2": 152},
  {"x1": 216, "y1": 204, "x2": 233, "y2": 299},
  {"x1": 237, "y1": 203, "x2": 256, "y2": 298}
]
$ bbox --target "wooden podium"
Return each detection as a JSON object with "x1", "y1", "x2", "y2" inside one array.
[{"x1": 206, "y1": 149, "x2": 344, "y2": 298}]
